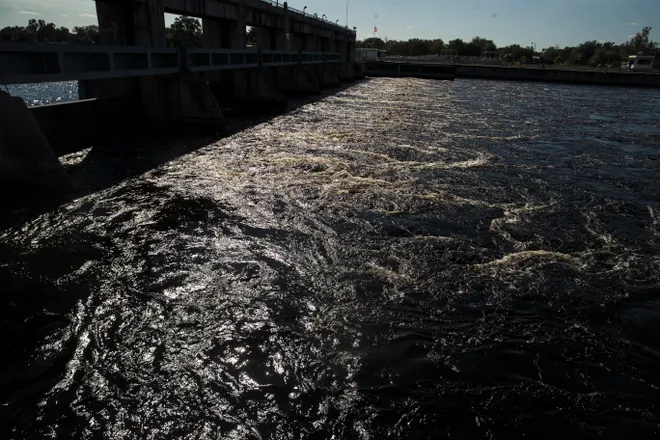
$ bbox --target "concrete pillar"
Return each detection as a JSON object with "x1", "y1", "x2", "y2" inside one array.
[
  {"x1": 78, "y1": 77, "x2": 138, "y2": 100},
  {"x1": 323, "y1": 63, "x2": 341, "y2": 87},
  {"x1": 274, "y1": 66, "x2": 320, "y2": 96},
  {"x1": 354, "y1": 61, "x2": 365, "y2": 79},
  {"x1": 306, "y1": 34, "x2": 318, "y2": 52},
  {"x1": 0, "y1": 92, "x2": 71, "y2": 201},
  {"x1": 253, "y1": 23, "x2": 287, "y2": 50},
  {"x1": 203, "y1": 16, "x2": 245, "y2": 49},
  {"x1": 319, "y1": 37, "x2": 329, "y2": 53},
  {"x1": 228, "y1": 2, "x2": 247, "y2": 49},
  {"x1": 339, "y1": 37, "x2": 354, "y2": 81},
  {"x1": 310, "y1": 34, "x2": 339, "y2": 87},
  {"x1": 202, "y1": 18, "x2": 223, "y2": 48},
  {"x1": 300, "y1": 33, "x2": 309, "y2": 52},
  {"x1": 86, "y1": 1, "x2": 223, "y2": 126},
  {"x1": 255, "y1": 27, "x2": 277, "y2": 50},
  {"x1": 276, "y1": 29, "x2": 288, "y2": 50},
  {"x1": 94, "y1": 0, "x2": 166, "y2": 46},
  {"x1": 310, "y1": 63, "x2": 339, "y2": 88},
  {"x1": 287, "y1": 33, "x2": 302, "y2": 51},
  {"x1": 216, "y1": 68, "x2": 286, "y2": 108},
  {"x1": 164, "y1": 78, "x2": 225, "y2": 127},
  {"x1": 81, "y1": 0, "x2": 166, "y2": 101}
]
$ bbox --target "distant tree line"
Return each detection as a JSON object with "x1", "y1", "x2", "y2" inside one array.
[
  {"x1": 0, "y1": 16, "x2": 204, "y2": 48},
  {"x1": 0, "y1": 19, "x2": 99, "y2": 44},
  {"x1": 358, "y1": 27, "x2": 659, "y2": 68},
  {"x1": 3, "y1": 18, "x2": 658, "y2": 68}
]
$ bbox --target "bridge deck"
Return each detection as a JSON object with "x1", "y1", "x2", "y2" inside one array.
[{"x1": 0, "y1": 44, "x2": 340, "y2": 85}]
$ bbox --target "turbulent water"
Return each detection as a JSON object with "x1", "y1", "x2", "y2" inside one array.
[{"x1": 2, "y1": 78, "x2": 660, "y2": 439}]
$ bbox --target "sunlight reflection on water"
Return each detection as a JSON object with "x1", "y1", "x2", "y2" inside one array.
[{"x1": 5, "y1": 81, "x2": 78, "y2": 106}]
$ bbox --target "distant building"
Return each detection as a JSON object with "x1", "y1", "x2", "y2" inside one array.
[
  {"x1": 357, "y1": 48, "x2": 387, "y2": 62},
  {"x1": 441, "y1": 49, "x2": 458, "y2": 59}
]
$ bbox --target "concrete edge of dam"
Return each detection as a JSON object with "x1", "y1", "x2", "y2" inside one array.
[
  {"x1": 360, "y1": 61, "x2": 660, "y2": 88},
  {"x1": 0, "y1": 92, "x2": 73, "y2": 205}
]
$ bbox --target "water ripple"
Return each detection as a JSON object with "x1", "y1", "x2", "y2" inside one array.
[{"x1": 2, "y1": 78, "x2": 660, "y2": 439}]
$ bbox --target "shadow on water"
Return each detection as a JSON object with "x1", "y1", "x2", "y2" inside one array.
[
  {"x1": 0, "y1": 81, "x2": 369, "y2": 230},
  {"x1": 0, "y1": 80, "x2": 368, "y2": 436}
]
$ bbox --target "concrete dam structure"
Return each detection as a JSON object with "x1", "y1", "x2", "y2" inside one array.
[
  {"x1": 0, "y1": 0, "x2": 359, "y2": 198},
  {"x1": 362, "y1": 62, "x2": 456, "y2": 80}
]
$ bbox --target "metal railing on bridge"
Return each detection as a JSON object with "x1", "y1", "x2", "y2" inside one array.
[
  {"x1": 259, "y1": 0, "x2": 355, "y2": 33},
  {"x1": 0, "y1": 43, "x2": 341, "y2": 85}
]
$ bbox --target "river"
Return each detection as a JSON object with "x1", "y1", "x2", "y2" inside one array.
[{"x1": 2, "y1": 78, "x2": 660, "y2": 439}]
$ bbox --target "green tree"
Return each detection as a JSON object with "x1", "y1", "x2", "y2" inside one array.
[
  {"x1": 464, "y1": 36, "x2": 497, "y2": 56},
  {"x1": 588, "y1": 52, "x2": 602, "y2": 66},
  {"x1": 23, "y1": 19, "x2": 62, "y2": 43},
  {"x1": 447, "y1": 38, "x2": 466, "y2": 54},
  {"x1": 71, "y1": 25, "x2": 99, "y2": 44},
  {"x1": 428, "y1": 39, "x2": 444, "y2": 55},
  {"x1": 0, "y1": 25, "x2": 36, "y2": 42},
  {"x1": 55, "y1": 26, "x2": 70, "y2": 42},
  {"x1": 407, "y1": 38, "x2": 431, "y2": 56},
  {"x1": 576, "y1": 40, "x2": 599, "y2": 65},
  {"x1": 385, "y1": 39, "x2": 409, "y2": 55},
  {"x1": 622, "y1": 27, "x2": 656, "y2": 55},
  {"x1": 1, "y1": 19, "x2": 73, "y2": 43},
  {"x1": 499, "y1": 44, "x2": 534, "y2": 62},
  {"x1": 166, "y1": 16, "x2": 202, "y2": 48},
  {"x1": 357, "y1": 37, "x2": 386, "y2": 50},
  {"x1": 540, "y1": 46, "x2": 561, "y2": 64}
]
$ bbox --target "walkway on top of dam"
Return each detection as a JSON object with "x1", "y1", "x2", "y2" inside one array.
[{"x1": 0, "y1": 44, "x2": 341, "y2": 85}]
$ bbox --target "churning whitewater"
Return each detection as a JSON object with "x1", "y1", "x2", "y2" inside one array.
[{"x1": 1, "y1": 78, "x2": 660, "y2": 439}]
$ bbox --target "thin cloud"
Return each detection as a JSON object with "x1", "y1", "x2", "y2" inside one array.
[
  {"x1": 406, "y1": 25, "x2": 415, "y2": 30},
  {"x1": 17, "y1": 10, "x2": 39, "y2": 15},
  {"x1": 60, "y1": 14, "x2": 69, "y2": 17},
  {"x1": 626, "y1": 22, "x2": 639, "y2": 26},
  {"x1": 79, "y1": 13, "x2": 97, "y2": 18}
]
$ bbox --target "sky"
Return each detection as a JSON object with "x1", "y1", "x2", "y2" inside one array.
[{"x1": 0, "y1": 0, "x2": 659, "y2": 48}]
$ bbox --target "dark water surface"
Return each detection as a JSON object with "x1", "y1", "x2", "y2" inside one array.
[{"x1": 2, "y1": 79, "x2": 660, "y2": 439}]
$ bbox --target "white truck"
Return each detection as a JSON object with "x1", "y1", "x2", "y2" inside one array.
[{"x1": 622, "y1": 55, "x2": 655, "y2": 71}]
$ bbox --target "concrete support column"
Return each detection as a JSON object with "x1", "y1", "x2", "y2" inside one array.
[
  {"x1": 255, "y1": 27, "x2": 276, "y2": 50},
  {"x1": 347, "y1": 42, "x2": 356, "y2": 63},
  {"x1": 0, "y1": 92, "x2": 71, "y2": 201},
  {"x1": 82, "y1": 0, "x2": 166, "y2": 100},
  {"x1": 276, "y1": 29, "x2": 288, "y2": 50},
  {"x1": 339, "y1": 37, "x2": 354, "y2": 81},
  {"x1": 229, "y1": 1, "x2": 247, "y2": 48},
  {"x1": 282, "y1": 7, "x2": 291, "y2": 51},
  {"x1": 223, "y1": 68, "x2": 287, "y2": 107},
  {"x1": 300, "y1": 33, "x2": 309, "y2": 52},
  {"x1": 203, "y1": 3, "x2": 245, "y2": 49},
  {"x1": 86, "y1": 0, "x2": 223, "y2": 126},
  {"x1": 202, "y1": 18, "x2": 223, "y2": 48},
  {"x1": 94, "y1": 0, "x2": 166, "y2": 46},
  {"x1": 287, "y1": 33, "x2": 302, "y2": 52},
  {"x1": 274, "y1": 66, "x2": 320, "y2": 96}
]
